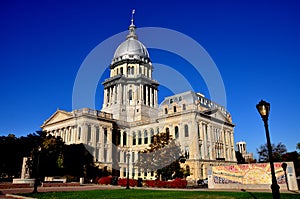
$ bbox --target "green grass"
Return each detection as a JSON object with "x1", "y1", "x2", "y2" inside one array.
[{"x1": 23, "y1": 189, "x2": 300, "y2": 199}]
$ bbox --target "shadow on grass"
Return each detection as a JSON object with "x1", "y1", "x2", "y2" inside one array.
[{"x1": 241, "y1": 189, "x2": 257, "y2": 199}]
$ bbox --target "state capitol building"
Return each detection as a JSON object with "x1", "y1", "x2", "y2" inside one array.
[{"x1": 41, "y1": 18, "x2": 237, "y2": 181}]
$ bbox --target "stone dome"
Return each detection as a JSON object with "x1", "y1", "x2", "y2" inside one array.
[
  {"x1": 113, "y1": 38, "x2": 149, "y2": 60},
  {"x1": 111, "y1": 23, "x2": 150, "y2": 65}
]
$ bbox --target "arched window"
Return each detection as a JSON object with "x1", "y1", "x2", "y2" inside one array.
[
  {"x1": 173, "y1": 106, "x2": 177, "y2": 113},
  {"x1": 164, "y1": 108, "x2": 168, "y2": 114},
  {"x1": 182, "y1": 104, "x2": 186, "y2": 110},
  {"x1": 132, "y1": 132, "x2": 136, "y2": 145},
  {"x1": 128, "y1": 90, "x2": 133, "y2": 101},
  {"x1": 120, "y1": 67, "x2": 123, "y2": 75},
  {"x1": 186, "y1": 165, "x2": 190, "y2": 175},
  {"x1": 150, "y1": 129, "x2": 154, "y2": 143},
  {"x1": 184, "y1": 124, "x2": 189, "y2": 137},
  {"x1": 166, "y1": 127, "x2": 170, "y2": 140},
  {"x1": 175, "y1": 126, "x2": 179, "y2": 139},
  {"x1": 138, "y1": 131, "x2": 142, "y2": 145},
  {"x1": 144, "y1": 130, "x2": 148, "y2": 144}
]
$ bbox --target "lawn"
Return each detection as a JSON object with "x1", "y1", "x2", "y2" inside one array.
[{"x1": 24, "y1": 189, "x2": 300, "y2": 199}]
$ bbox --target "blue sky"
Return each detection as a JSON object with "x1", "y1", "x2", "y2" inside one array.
[{"x1": 1, "y1": 0, "x2": 299, "y2": 157}]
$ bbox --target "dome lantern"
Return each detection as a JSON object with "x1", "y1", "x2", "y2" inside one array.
[{"x1": 111, "y1": 9, "x2": 150, "y2": 65}]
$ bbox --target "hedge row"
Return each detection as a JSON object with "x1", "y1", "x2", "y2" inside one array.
[{"x1": 97, "y1": 176, "x2": 187, "y2": 188}]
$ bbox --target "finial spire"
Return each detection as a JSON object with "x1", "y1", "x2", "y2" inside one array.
[
  {"x1": 131, "y1": 9, "x2": 135, "y2": 25},
  {"x1": 127, "y1": 9, "x2": 138, "y2": 39}
]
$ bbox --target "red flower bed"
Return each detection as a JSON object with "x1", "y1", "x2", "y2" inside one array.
[
  {"x1": 145, "y1": 178, "x2": 187, "y2": 188},
  {"x1": 118, "y1": 178, "x2": 137, "y2": 187},
  {"x1": 98, "y1": 176, "x2": 112, "y2": 185}
]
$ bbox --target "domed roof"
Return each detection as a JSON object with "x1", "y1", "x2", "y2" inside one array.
[
  {"x1": 113, "y1": 38, "x2": 149, "y2": 60},
  {"x1": 111, "y1": 21, "x2": 150, "y2": 65}
]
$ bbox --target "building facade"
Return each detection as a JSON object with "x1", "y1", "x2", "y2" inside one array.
[{"x1": 41, "y1": 19, "x2": 236, "y2": 181}]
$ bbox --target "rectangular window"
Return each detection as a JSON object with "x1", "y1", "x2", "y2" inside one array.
[
  {"x1": 123, "y1": 132, "x2": 127, "y2": 146},
  {"x1": 104, "y1": 149, "x2": 107, "y2": 162},
  {"x1": 96, "y1": 128, "x2": 100, "y2": 142},
  {"x1": 104, "y1": 128, "x2": 107, "y2": 144}
]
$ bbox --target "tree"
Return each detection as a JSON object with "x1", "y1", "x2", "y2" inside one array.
[
  {"x1": 296, "y1": 142, "x2": 300, "y2": 152},
  {"x1": 281, "y1": 151, "x2": 300, "y2": 176},
  {"x1": 256, "y1": 142, "x2": 287, "y2": 162},
  {"x1": 135, "y1": 132, "x2": 186, "y2": 181}
]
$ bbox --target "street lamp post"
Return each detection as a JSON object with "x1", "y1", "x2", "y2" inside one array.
[
  {"x1": 281, "y1": 163, "x2": 289, "y2": 191},
  {"x1": 126, "y1": 152, "x2": 130, "y2": 189},
  {"x1": 256, "y1": 100, "x2": 280, "y2": 199}
]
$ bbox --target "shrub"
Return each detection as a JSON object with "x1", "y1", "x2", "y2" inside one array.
[
  {"x1": 145, "y1": 178, "x2": 187, "y2": 188},
  {"x1": 118, "y1": 178, "x2": 137, "y2": 187},
  {"x1": 98, "y1": 176, "x2": 112, "y2": 185}
]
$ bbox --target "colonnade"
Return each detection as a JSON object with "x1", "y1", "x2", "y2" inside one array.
[
  {"x1": 49, "y1": 124, "x2": 113, "y2": 163},
  {"x1": 104, "y1": 84, "x2": 158, "y2": 107}
]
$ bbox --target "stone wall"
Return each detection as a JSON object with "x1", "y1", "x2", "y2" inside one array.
[{"x1": 208, "y1": 162, "x2": 298, "y2": 191}]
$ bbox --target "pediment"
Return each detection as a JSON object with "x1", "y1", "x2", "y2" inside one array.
[
  {"x1": 42, "y1": 110, "x2": 73, "y2": 126},
  {"x1": 202, "y1": 108, "x2": 232, "y2": 124}
]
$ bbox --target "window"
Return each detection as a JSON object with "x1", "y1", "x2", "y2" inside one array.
[
  {"x1": 87, "y1": 125, "x2": 91, "y2": 142},
  {"x1": 104, "y1": 128, "x2": 107, "y2": 144},
  {"x1": 104, "y1": 149, "x2": 107, "y2": 162},
  {"x1": 169, "y1": 99, "x2": 173, "y2": 103},
  {"x1": 166, "y1": 128, "x2": 170, "y2": 140},
  {"x1": 175, "y1": 126, "x2": 179, "y2": 139},
  {"x1": 173, "y1": 106, "x2": 177, "y2": 113},
  {"x1": 132, "y1": 152, "x2": 135, "y2": 163},
  {"x1": 150, "y1": 129, "x2": 154, "y2": 143},
  {"x1": 78, "y1": 127, "x2": 81, "y2": 140},
  {"x1": 96, "y1": 127, "x2": 100, "y2": 143},
  {"x1": 123, "y1": 167, "x2": 126, "y2": 177},
  {"x1": 151, "y1": 171, "x2": 154, "y2": 177},
  {"x1": 120, "y1": 67, "x2": 123, "y2": 74},
  {"x1": 144, "y1": 130, "x2": 148, "y2": 144},
  {"x1": 164, "y1": 108, "x2": 168, "y2": 114},
  {"x1": 128, "y1": 90, "x2": 133, "y2": 101},
  {"x1": 123, "y1": 132, "x2": 127, "y2": 146},
  {"x1": 132, "y1": 132, "x2": 136, "y2": 145},
  {"x1": 138, "y1": 131, "x2": 142, "y2": 145},
  {"x1": 179, "y1": 96, "x2": 182, "y2": 101},
  {"x1": 185, "y1": 146, "x2": 190, "y2": 159},
  {"x1": 182, "y1": 104, "x2": 186, "y2": 110},
  {"x1": 123, "y1": 152, "x2": 126, "y2": 163},
  {"x1": 184, "y1": 124, "x2": 189, "y2": 137}
]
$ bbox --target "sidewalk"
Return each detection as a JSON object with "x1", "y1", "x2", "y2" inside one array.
[{"x1": 1, "y1": 184, "x2": 299, "y2": 198}]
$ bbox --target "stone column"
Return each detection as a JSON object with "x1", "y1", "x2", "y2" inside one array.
[
  {"x1": 140, "y1": 84, "x2": 143, "y2": 104},
  {"x1": 99, "y1": 127, "x2": 104, "y2": 162},
  {"x1": 150, "y1": 87, "x2": 153, "y2": 107},
  {"x1": 107, "y1": 127, "x2": 113, "y2": 162},
  {"x1": 154, "y1": 89, "x2": 158, "y2": 107},
  {"x1": 120, "y1": 131, "x2": 123, "y2": 146},
  {"x1": 145, "y1": 85, "x2": 148, "y2": 106}
]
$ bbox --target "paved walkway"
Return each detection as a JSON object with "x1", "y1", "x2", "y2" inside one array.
[{"x1": 1, "y1": 184, "x2": 299, "y2": 198}]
